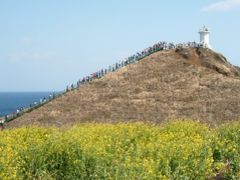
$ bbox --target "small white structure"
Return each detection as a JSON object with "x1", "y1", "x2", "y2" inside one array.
[{"x1": 199, "y1": 26, "x2": 212, "y2": 49}]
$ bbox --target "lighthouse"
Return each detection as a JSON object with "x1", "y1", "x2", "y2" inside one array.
[{"x1": 199, "y1": 26, "x2": 211, "y2": 49}]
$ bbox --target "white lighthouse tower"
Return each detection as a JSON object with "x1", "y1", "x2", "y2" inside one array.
[{"x1": 199, "y1": 26, "x2": 211, "y2": 49}]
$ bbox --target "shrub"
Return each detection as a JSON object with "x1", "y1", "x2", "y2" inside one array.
[{"x1": 215, "y1": 122, "x2": 240, "y2": 179}]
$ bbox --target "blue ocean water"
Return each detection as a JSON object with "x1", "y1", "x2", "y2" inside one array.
[{"x1": 0, "y1": 92, "x2": 54, "y2": 117}]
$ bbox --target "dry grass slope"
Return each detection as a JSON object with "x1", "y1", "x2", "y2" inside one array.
[{"x1": 7, "y1": 47, "x2": 240, "y2": 128}]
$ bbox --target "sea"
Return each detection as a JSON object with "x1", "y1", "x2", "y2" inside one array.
[{"x1": 0, "y1": 92, "x2": 54, "y2": 117}]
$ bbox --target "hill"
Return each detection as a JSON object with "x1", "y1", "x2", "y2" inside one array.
[{"x1": 7, "y1": 47, "x2": 240, "y2": 128}]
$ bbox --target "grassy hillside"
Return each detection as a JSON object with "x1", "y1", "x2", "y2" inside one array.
[
  {"x1": 1, "y1": 120, "x2": 240, "y2": 179},
  {"x1": 7, "y1": 47, "x2": 240, "y2": 128}
]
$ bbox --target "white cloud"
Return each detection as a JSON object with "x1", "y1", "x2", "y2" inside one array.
[
  {"x1": 7, "y1": 51, "x2": 58, "y2": 62},
  {"x1": 201, "y1": 0, "x2": 240, "y2": 12},
  {"x1": 22, "y1": 37, "x2": 35, "y2": 45}
]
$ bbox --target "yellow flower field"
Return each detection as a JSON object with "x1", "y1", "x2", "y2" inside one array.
[{"x1": 0, "y1": 120, "x2": 239, "y2": 179}]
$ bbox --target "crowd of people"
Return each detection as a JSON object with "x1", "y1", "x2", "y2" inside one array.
[
  {"x1": 0, "y1": 94, "x2": 57, "y2": 126},
  {"x1": 0, "y1": 41, "x2": 204, "y2": 127},
  {"x1": 68, "y1": 41, "x2": 201, "y2": 90}
]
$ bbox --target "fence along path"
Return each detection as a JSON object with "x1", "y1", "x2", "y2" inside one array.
[{"x1": 1, "y1": 41, "x2": 203, "y2": 126}]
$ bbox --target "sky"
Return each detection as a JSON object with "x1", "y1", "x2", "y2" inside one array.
[{"x1": 0, "y1": 0, "x2": 240, "y2": 92}]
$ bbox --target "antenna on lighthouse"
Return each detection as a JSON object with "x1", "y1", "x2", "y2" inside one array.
[{"x1": 199, "y1": 26, "x2": 212, "y2": 49}]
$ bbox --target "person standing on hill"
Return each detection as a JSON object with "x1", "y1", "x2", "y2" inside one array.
[{"x1": 0, "y1": 119, "x2": 4, "y2": 130}]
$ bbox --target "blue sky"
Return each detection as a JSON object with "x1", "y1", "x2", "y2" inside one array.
[{"x1": 0, "y1": 0, "x2": 240, "y2": 92}]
